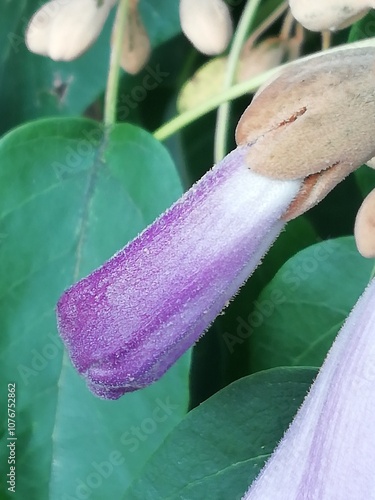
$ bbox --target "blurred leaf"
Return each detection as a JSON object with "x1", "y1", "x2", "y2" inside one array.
[
  {"x1": 348, "y1": 9, "x2": 375, "y2": 42},
  {"x1": 355, "y1": 164, "x2": 375, "y2": 198},
  {"x1": 0, "y1": 0, "x2": 181, "y2": 134},
  {"x1": 0, "y1": 118, "x2": 189, "y2": 500},
  {"x1": 305, "y1": 174, "x2": 363, "y2": 239},
  {"x1": 127, "y1": 367, "x2": 317, "y2": 500},
  {"x1": 248, "y1": 237, "x2": 373, "y2": 373}
]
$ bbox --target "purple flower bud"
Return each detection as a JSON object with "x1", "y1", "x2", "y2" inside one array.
[
  {"x1": 243, "y1": 278, "x2": 375, "y2": 499},
  {"x1": 56, "y1": 146, "x2": 300, "y2": 399}
]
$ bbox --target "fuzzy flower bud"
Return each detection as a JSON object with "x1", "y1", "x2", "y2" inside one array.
[
  {"x1": 57, "y1": 147, "x2": 300, "y2": 399},
  {"x1": 288, "y1": 0, "x2": 374, "y2": 31},
  {"x1": 236, "y1": 47, "x2": 375, "y2": 219},
  {"x1": 26, "y1": 0, "x2": 117, "y2": 61},
  {"x1": 179, "y1": 0, "x2": 233, "y2": 55}
]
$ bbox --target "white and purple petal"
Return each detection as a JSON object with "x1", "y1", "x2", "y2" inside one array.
[
  {"x1": 57, "y1": 146, "x2": 300, "y2": 399},
  {"x1": 244, "y1": 278, "x2": 375, "y2": 499}
]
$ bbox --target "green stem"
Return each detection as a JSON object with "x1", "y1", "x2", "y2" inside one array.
[
  {"x1": 154, "y1": 37, "x2": 375, "y2": 143},
  {"x1": 214, "y1": 0, "x2": 263, "y2": 163},
  {"x1": 104, "y1": 0, "x2": 130, "y2": 126},
  {"x1": 154, "y1": 68, "x2": 276, "y2": 142}
]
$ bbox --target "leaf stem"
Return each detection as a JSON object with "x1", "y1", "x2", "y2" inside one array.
[
  {"x1": 213, "y1": 0, "x2": 263, "y2": 163},
  {"x1": 104, "y1": 0, "x2": 130, "y2": 127}
]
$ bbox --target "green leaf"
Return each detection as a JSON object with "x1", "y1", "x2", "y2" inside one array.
[
  {"x1": 0, "y1": 117, "x2": 189, "y2": 500},
  {"x1": 0, "y1": 0, "x2": 181, "y2": 134},
  {"x1": 127, "y1": 367, "x2": 317, "y2": 500},
  {"x1": 348, "y1": 10, "x2": 375, "y2": 42},
  {"x1": 355, "y1": 164, "x2": 375, "y2": 198},
  {"x1": 247, "y1": 237, "x2": 373, "y2": 373}
]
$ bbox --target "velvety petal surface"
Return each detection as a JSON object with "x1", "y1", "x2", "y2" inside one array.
[
  {"x1": 244, "y1": 278, "x2": 375, "y2": 499},
  {"x1": 57, "y1": 146, "x2": 300, "y2": 399}
]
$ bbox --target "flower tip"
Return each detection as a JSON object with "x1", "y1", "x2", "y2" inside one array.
[
  {"x1": 179, "y1": 0, "x2": 233, "y2": 55},
  {"x1": 355, "y1": 188, "x2": 375, "y2": 258},
  {"x1": 56, "y1": 287, "x2": 154, "y2": 400}
]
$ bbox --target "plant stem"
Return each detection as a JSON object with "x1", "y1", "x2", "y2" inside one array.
[
  {"x1": 104, "y1": 0, "x2": 130, "y2": 127},
  {"x1": 243, "y1": 1, "x2": 288, "y2": 54},
  {"x1": 214, "y1": 0, "x2": 262, "y2": 163},
  {"x1": 154, "y1": 36, "x2": 375, "y2": 142},
  {"x1": 154, "y1": 68, "x2": 277, "y2": 142}
]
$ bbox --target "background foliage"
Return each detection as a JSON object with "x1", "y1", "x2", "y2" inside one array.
[{"x1": 0, "y1": 2, "x2": 374, "y2": 499}]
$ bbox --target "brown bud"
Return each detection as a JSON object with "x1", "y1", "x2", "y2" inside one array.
[
  {"x1": 288, "y1": 0, "x2": 373, "y2": 32},
  {"x1": 355, "y1": 188, "x2": 375, "y2": 258},
  {"x1": 237, "y1": 37, "x2": 288, "y2": 85},
  {"x1": 236, "y1": 48, "x2": 375, "y2": 182},
  {"x1": 118, "y1": 0, "x2": 151, "y2": 75},
  {"x1": 179, "y1": 0, "x2": 233, "y2": 55}
]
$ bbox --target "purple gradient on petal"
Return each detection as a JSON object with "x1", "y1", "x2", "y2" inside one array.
[
  {"x1": 244, "y1": 278, "x2": 375, "y2": 499},
  {"x1": 57, "y1": 145, "x2": 300, "y2": 399}
]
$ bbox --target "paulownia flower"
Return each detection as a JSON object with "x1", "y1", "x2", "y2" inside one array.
[
  {"x1": 25, "y1": 0, "x2": 232, "y2": 71},
  {"x1": 243, "y1": 277, "x2": 375, "y2": 499},
  {"x1": 57, "y1": 148, "x2": 300, "y2": 399},
  {"x1": 57, "y1": 46, "x2": 375, "y2": 399}
]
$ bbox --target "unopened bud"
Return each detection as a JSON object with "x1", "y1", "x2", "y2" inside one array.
[
  {"x1": 355, "y1": 188, "x2": 375, "y2": 258},
  {"x1": 26, "y1": 0, "x2": 117, "y2": 61},
  {"x1": 288, "y1": 0, "x2": 374, "y2": 32},
  {"x1": 179, "y1": 0, "x2": 233, "y2": 55},
  {"x1": 177, "y1": 57, "x2": 227, "y2": 112},
  {"x1": 118, "y1": 0, "x2": 151, "y2": 74},
  {"x1": 237, "y1": 37, "x2": 288, "y2": 85},
  {"x1": 236, "y1": 48, "x2": 375, "y2": 182}
]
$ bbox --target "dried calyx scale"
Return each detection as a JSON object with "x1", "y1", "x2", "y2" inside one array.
[
  {"x1": 118, "y1": 0, "x2": 150, "y2": 74},
  {"x1": 355, "y1": 188, "x2": 375, "y2": 258},
  {"x1": 179, "y1": 0, "x2": 233, "y2": 55},
  {"x1": 235, "y1": 47, "x2": 375, "y2": 219},
  {"x1": 288, "y1": 0, "x2": 375, "y2": 31}
]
